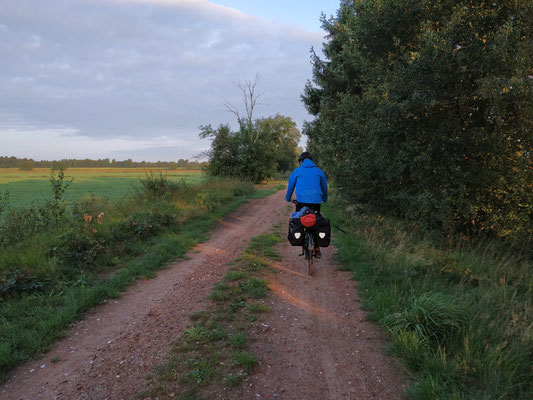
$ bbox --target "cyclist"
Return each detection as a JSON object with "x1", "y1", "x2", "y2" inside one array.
[{"x1": 285, "y1": 152, "x2": 328, "y2": 257}]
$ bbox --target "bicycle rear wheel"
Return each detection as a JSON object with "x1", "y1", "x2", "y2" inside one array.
[{"x1": 305, "y1": 231, "x2": 313, "y2": 276}]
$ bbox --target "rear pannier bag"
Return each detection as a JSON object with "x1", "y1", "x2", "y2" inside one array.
[
  {"x1": 288, "y1": 218, "x2": 305, "y2": 246},
  {"x1": 314, "y1": 214, "x2": 331, "y2": 247}
]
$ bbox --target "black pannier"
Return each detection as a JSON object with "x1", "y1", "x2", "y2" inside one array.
[
  {"x1": 288, "y1": 217, "x2": 305, "y2": 246},
  {"x1": 314, "y1": 214, "x2": 331, "y2": 247}
]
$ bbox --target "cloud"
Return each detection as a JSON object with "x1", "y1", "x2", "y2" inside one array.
[
  {"x1": 114, "y1": 0, "x2": 249, "y2": 20},
  {"x1": 0, "y1": 0, "x2": 324, "y2": 161}
]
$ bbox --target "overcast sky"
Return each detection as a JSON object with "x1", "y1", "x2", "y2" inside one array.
[{"x1": 0, "y1": 0, "x2": 339, "y2": 162}]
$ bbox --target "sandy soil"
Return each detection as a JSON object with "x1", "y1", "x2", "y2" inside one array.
[{"x1": 1, "y1": 191, "x2": 406, "y2": 400}]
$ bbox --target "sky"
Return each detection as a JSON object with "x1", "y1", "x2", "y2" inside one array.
[{"x1": 0, "y1": 0, "x2": 340, "y2": 162}]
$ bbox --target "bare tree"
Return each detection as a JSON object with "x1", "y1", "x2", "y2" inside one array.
[{"x1": 223, "y1": 74, "x2": 264, "y2": 143}]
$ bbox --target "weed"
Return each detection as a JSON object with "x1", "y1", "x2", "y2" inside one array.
[
  {"x1": 232, "y1": 351, "x2": 257, "y2": 372},
  {"x1": 224, "y1": 372, "x2": 248, "y2": 387},
  {"x1": 224, "y1": 270, "x2": 248, "y2": 281},
  {"x1": 138, "y1": 172, "x2": 188, "y2": 199},
  {"x1": 208, "y1": 290, "x2": 231, "y2": 302},
  {"x1": 240, "y1": 278, "x2": 268, "y2": 299},
  {"x1": 229, "y1": 333, "x2": 247, "y2": 349},
  {"x1": 189, "y1": 311, "x2": 209, "y2": 322},
  {"x1": 247, "y1": 303, "x2": 270, "y2": 313},
  {"x1": 50, "y1": 231, "x2": 104, "y2": 274}
]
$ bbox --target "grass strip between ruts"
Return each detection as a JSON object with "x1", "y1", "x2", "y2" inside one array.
[
  {"x1": 0, "y1": 187, "x2": 280, "y2": 383},
  {"x1": 140, "y1": 229, "x2": 283, "y2": 400}
]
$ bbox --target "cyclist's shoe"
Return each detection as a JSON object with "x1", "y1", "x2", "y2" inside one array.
[{"x1": 314, "y1": 247, "x2": 321, "y2": 258}]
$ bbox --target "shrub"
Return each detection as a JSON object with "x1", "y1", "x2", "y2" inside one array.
[
  {"x1": 138, "y1": 172, "x2": 188, "y2": 198},
  {"x1": 50, "y1": 231, "x2": 104, "y2": 274},
  {"x1": 233, "y1": 181, "x2": 254, "y2": 196},
  {"x1": 0, "y1": 191, "x2": 9, "y2": 219},
  {"x1": 0, "y1": 269, "x2": 47, "y2": 298},
  {"x1": 0, "y1": 204, "x2": 58, "y2": 246},
  {"x1": 119, "y1": 211, "x2": 161, "y2": 239}
]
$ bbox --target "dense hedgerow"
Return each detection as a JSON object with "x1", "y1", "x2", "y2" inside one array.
[{"x1": 303, "y1": 0, "x2": 533, "y2": 247}]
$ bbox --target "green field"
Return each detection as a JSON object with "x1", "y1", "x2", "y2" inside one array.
[{"x1": 0, "y1": 168, "x2": 204, "y2": 208}]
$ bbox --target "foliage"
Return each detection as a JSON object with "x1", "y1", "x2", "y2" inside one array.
[
  {"x1": 200, "y1": 78, "x2": 300, "y2": 182},
  {"x1": 17, "y1": 160, "x2": 34, "y2": 171},
  {"x1": 138, "y1": 172, "x2": 188, "y2": 198},
  {"x1": 50, "y1": 231, "x2": 104, "y2": 274},
  {"x1": 48, "y1": 168, "x2": 71, "y2": 219},
  {"x1": 0, "y1": 169, "x2": 70, "y2": 246},
  {"x1": 303, "y1": 0, "x2": 533, "y2": 244},
  {"x1": 200, "y1": 114, "x2": 301, "y2": 183},
  {"x1": 0, "y1": 190, "x2": 9, "y2": 217},
  {"x1": 0, "y1": 203, "x2": 58, "y2": 246}
]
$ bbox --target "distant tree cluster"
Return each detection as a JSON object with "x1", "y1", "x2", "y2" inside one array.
[
  {"x1": 201, "y1": 77, "x2": 301, "y2": 183},
  {"x1": 302, "y1": 0, "x2": 532, "y2": 242},
  {"x1": 0, "y1": 156, "x2": 206, "y2": 170},
  {"x1": 200, "y1": 114, "x2": 301, "y2": 183}
]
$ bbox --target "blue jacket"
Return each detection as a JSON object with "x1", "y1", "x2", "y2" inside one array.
[{"x1": 285, "y1": 159, "x2": 328, "y2": 204}]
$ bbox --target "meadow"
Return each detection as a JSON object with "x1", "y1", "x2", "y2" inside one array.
[{"x1": 0, "y1": 168, "x2": 203, "y2": 208}]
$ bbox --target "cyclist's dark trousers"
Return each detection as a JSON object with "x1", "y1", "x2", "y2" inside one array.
[{"x1": 295, "y1": 202, "x2": 321, "y2": 213}]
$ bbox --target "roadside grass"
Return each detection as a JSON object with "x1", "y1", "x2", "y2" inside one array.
[
  {"x1": 140, "y1": 231, "x2": 282, "y2": 399},
  {"x1": 324, "y1": 194, "x2": 533, "y2": 400},
  {"x1": 0, "y1": 174, "x2": 281, "y2": 382}
]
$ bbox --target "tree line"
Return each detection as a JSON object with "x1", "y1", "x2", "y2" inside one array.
[
  {"x1": 302, "y1": 0, "x2": 532, "y2": 244},
  {"x1": 0, "y1": 156, "x2": 207, "y2": 170}
]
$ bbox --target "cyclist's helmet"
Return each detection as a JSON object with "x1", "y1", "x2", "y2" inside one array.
[{"x1": 298, "y1": 152, "x2": 312, "y2": 164}]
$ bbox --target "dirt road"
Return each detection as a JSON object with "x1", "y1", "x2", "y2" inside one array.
[{"x1": 1, "y1": 191, "x2": 406, "y2": 399}]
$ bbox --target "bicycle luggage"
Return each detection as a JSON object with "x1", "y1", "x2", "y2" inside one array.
[
  {"x1": 314, "y1": 214, "x2": 331, "y2": 247},
  {"x1": 288, "y1": 218, "x2": 305, "y2": 246},
  {"x1": 300, "y1": 208, "x2": 317, "y2": 228}
]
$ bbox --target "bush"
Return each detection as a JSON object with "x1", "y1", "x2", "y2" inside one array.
[
  {"x1": 138, "y1": 172, "x2": 188, "y2": 198},
  {"x1": 0, "y1": 269, "x2": 47, "y2": 299},
  {"x1": 0, "y1": 204, "x2": 58, "y2": 246},
  {"x1": 233, "y1": 181, "x2": 254, "y2": 197},
  {"x1": 118, "y1": 211, "x2": 162, "y2": 239},
  {"x1": 0, "y1": 191, "x2": 8, "y2": 217},
  {"x1": 50, "y1": 231, "x2": 104, "y2": 274}
]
